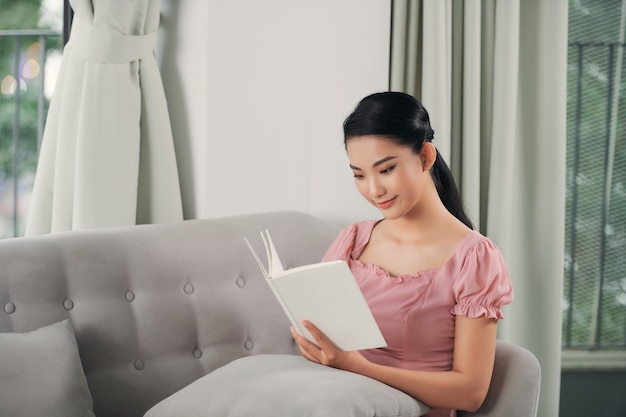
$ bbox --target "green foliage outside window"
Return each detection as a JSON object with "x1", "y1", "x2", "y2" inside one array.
[
  {"x1": 0, "y1": 0, "x2": 62, "y2": 237},
  {"x1": 0, "y1": 0, "x2": 41, "y2": 29},
  {"x1": 565, "y1": 0, "x2": 626, "y2": 348}
]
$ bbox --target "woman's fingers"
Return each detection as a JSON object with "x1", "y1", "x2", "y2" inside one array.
[
  {"x1": 302, "y1": 320, "x2": 335, "y2": 350},
  {"x1": 301, "y1": 321, "x2": 342, "y2": 365},
  {"x1": 292, "y1": 323, "x2": 368, "y2": 373},
  {"x1": 299, "y1": 345, "x2": 320, "y2": 363},
  {"x1": 291, "y1": 326, "x2": 322, "y2": 363}
]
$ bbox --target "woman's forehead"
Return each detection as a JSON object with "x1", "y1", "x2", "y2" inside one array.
[
  {"x1": 346, "y1": 136, "x2": 416, "y2": 166},
  {"x1": 347, "y1": 136, "x2": 412, "y2": 156}
]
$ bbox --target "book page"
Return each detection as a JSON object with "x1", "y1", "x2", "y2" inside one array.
[
  {"x1": 263, "y1": 230, "x2": 284, "y2": 277},
  {"x1": 244, "y1": 237, "x2": 268, "y2": 279},
  {"x1": 271, "y1": 260, "x2": 386, "y2": 351},
  {"x1": 245, "y1": 231, "x2": 386, "y2": 351}
]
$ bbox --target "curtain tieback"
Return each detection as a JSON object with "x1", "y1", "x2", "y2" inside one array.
[{"x1": 70, "y1": 17, "x2": 157, "y2": 64}]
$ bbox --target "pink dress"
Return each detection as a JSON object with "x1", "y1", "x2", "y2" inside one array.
[{"x1": 322, "y1": 220, "x2": 514, "y2": 417}]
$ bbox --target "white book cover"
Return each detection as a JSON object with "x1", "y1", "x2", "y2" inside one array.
[{"x1": 245, "y1": 230, "x2": 386, "y2": 351}]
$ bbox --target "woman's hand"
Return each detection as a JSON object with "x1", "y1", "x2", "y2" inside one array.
[{"x1": 290, "y1": 320, "x2": 370, "y2": 374}]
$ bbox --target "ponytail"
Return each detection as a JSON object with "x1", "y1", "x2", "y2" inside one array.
[{"x1": 430, "y1": 150, "x2": 474, "y2": 229}]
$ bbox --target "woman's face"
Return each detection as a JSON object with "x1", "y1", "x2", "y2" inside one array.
[{"x1": 346, "y1": 135, "x2": 432, "y2": 219}]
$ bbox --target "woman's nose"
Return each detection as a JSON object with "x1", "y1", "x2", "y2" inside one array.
[{"x1": 368, "y1": 178, "x2": 385, "y2": 198}]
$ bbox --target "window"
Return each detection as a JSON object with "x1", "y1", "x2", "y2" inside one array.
[
  {"x1": 0, "y1": 0, "x2": 67, "y2": 238},
  {"x1": 564, "y1": 0, "x2": 626, "y2": 361}
]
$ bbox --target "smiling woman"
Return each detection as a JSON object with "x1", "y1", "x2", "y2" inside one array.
[{"x1": 290, "y1": 92, "x2": 513, "y2": 417}]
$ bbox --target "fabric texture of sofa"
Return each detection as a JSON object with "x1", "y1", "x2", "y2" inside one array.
[{"x1": 0, "y1": 211, "x2": 435, "y2": 417}]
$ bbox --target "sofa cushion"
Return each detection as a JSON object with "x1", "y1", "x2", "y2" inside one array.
[
  {"x1": 144, "y1": 354, "x2": 429, "y2": 417},
  {"x1": 0, "y1": 319, "x2": 95, "y2": 417}
]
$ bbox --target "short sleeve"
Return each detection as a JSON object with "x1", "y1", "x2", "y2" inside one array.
[{"x1": 451, "y1": 237, "x2": 513, "y2": 320}]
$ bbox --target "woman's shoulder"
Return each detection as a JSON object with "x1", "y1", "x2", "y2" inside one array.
[
  {"x1": 345, "y1": 219, "x2": 381, "y2": 234},
  {"x1": 458, "y1": 230, "x2": 505, "y2": 261},
  {"x1": 322, "y1": 219, "x2": 381, "y2": 262}
]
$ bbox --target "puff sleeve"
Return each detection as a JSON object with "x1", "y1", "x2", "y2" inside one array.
[{"x1": 451, "y1": 237, "x2": 513, "y2": 320}]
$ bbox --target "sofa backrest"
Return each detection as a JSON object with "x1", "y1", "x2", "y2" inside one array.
[{"x1": 0, "y1": 211, "x2": 340, "y2": 417}]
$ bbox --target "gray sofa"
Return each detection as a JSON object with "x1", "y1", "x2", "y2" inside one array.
[
  {"x1": 0, "y1": 210, "x2": 539, "y2": 417},
  {"x1": 0, "y1": 211, "x2": 341, "y2": 416}
]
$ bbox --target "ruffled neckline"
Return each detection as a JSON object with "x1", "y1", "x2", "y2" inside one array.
[
  {"x1": 349, "y1": 220, "x2": 482, "y2": 281},
  {"x1": 351, "y1": 257, "x2": 439, "y2": 281}
]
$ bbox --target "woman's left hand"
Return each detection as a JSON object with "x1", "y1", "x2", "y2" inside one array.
[{"x1": 291, "y1": 320, "x2": 369, "y2": 374}]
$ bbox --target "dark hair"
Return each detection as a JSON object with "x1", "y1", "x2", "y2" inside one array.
[{"x1": 343, "y1": 91, "x2": 473, "y2": 229}]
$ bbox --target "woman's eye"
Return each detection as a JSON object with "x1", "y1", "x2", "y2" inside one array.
[
  {"x1": 353, "y1": 173, "x2": 364, "y2": 179},
  {"x1": 380, "y1": 165, "x2": 396, "y2": 174}
]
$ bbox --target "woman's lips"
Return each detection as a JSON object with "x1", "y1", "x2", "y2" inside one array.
[{"x1": 376, "y1": 197, "x2": 397, "y2": 209}]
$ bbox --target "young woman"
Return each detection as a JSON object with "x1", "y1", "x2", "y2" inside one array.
[{"x1": 290, "y1": 92, "x2": 513, "y2": 417}]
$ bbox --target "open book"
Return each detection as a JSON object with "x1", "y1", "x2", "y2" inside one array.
[{"x1": 244, "y1": 230, "x2": 386, "y2": 351}]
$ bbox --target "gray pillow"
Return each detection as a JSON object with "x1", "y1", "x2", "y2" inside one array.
[
  {"x1": 0, "y1": 319, "x2": 95, "y2": 417},
  {"x1": 144, "y1": 354, "x2": 429, "y2": 417}
]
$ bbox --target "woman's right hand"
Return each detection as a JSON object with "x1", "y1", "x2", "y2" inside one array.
[{"x1": 291, "y1": 320, "x2": 370, "y2": 374}]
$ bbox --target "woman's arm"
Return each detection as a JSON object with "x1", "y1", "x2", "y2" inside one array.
[{"x1": 291, "y1": 315, "x2": 497, "y2": 412}]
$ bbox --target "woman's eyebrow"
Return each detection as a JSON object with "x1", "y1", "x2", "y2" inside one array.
[{"x1": 349, "y1": 156, "x2": 398, "y2": 171}]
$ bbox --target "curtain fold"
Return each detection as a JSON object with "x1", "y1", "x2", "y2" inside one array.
[
  {"x1": 390, "y1": 1, "x2": 568, "y2": 416},
  {"x1": 25, "y1": 0, "x2": 183, "y2": 235},
  {"x1": 421, "y1": 0, "x2": 452, "y2": 162}
]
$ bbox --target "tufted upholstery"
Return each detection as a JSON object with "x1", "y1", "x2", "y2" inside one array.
[{"x1": 0, "y1": 211, "x2": 340, "y2": 417}]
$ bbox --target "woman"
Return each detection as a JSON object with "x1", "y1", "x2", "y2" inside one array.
[{"x1": 291, "y1": 92, "x2": 513, "y2": 417}]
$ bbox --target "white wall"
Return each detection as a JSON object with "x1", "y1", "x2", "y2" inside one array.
[{"x1": 158, "y1": 0, "x2": 390, "y2": 226}]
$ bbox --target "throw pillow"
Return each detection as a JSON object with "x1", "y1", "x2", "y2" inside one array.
[
  {"x1": 144, "y1": 354, "x2": 429, "y2": 417},
  {"x1": 0, "y1": 319, "x2": 95, "y2": 417}
]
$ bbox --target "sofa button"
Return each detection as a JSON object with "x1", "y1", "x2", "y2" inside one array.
[
  {"x1": 236, "y1": 277, "x2": 246, "y2": 288},
  {"x1": 3, "y1": 302, "x2": 15, "y2": 314},
  {"x1": 134, "y1": 360, "x2": 144, "y2": 371},
  {"x1": 184, "y1": 283, "x2": 194, "y2": 295},
  {"x1": 124, "y1": 291, "x2": 135, "y2": 302},
  {"x1": 244, "y1": 339, "x2": 254, "y2": 351},
  {"x1": 63, "y1": 299, "x2": 74, "y2": 311},
  {"x1": 193, "y1": 348, "x2": 203, "y2": 359}
]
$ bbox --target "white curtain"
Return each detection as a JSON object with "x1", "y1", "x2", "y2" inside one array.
[
  {"x1": 391, "y1": 1, "x2": 568, "y2": 416},
  {"x1": 25, "y1": 0, "x2": 183, "y2": 235}
]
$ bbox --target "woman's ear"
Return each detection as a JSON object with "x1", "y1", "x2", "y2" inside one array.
[{"x1": 421, "y1": 142, "x2": 437, "y2": 171}]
